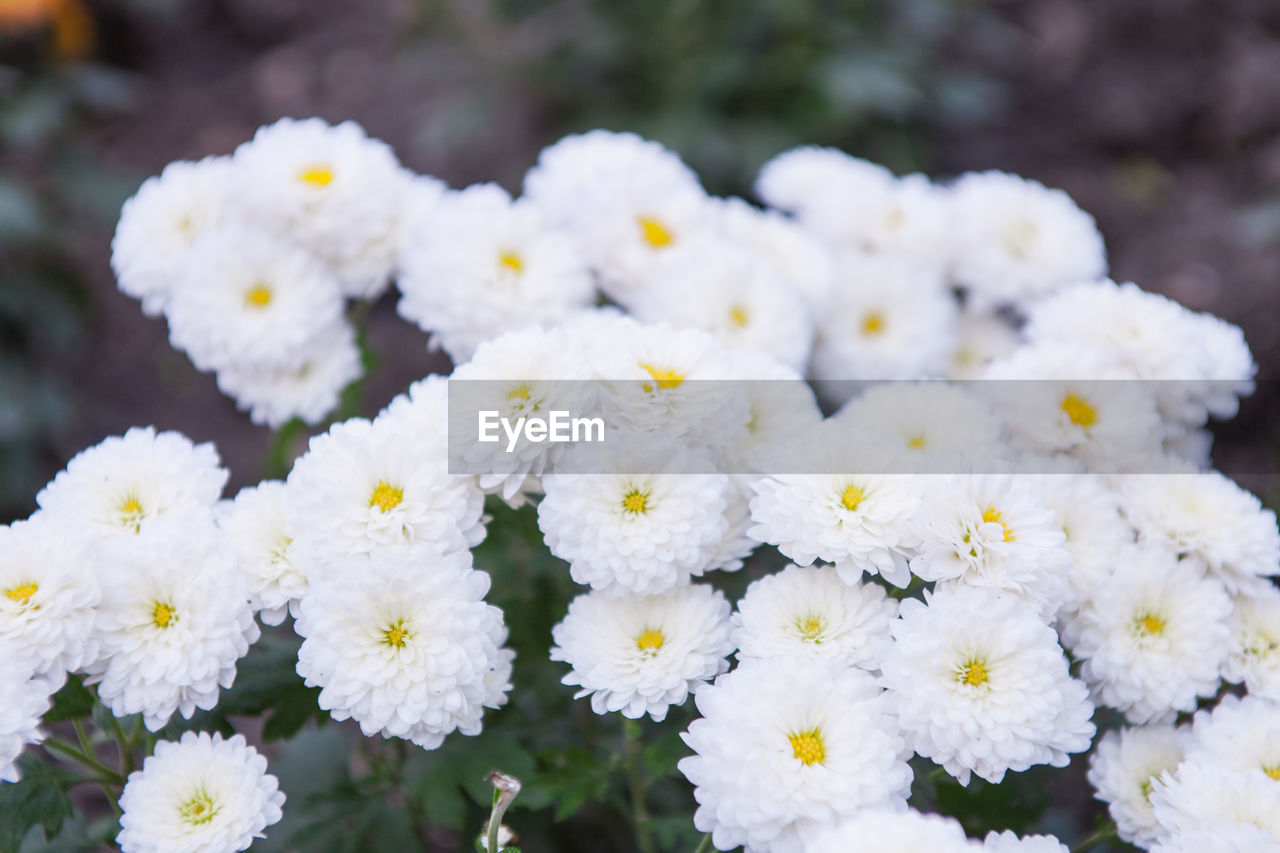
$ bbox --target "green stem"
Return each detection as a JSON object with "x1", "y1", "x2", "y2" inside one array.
[
  {"x1": 622, "y1": 720, "x2": 657, "y2": 853},
  {"x1": 694, "y1": 833, "x2": 713, "y2": 853},
  {"x1": 484, "y1": 771, "x2": 521, "y2": 852},
  {"x1": 44, "y1": 737, "x2": 124, "y2": 783},
  {"x1": 262, "y1": 417, "x2": 306, "y2": 479},
  {"x1": 1072, "y1": 822, "x2": 1119, "y2": 852}
]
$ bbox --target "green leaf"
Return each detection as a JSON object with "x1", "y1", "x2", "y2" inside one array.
[
  {"x1": 43, "y1": 675, "x2": 95, "y2": 723},
  {"x1": 0, "y1": 757, "x2": 76, "y2": 853}
]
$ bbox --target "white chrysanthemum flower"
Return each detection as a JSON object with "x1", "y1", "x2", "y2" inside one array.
[
  {"x1": 375, "y1": 373, "x2": 449, "y2": 444},
  {"x1": 947, "y1": 170, "x2": 1105, "y2": 308},
  {"x1": 85, "y1": 520, "x2": 258, "y2": 730},
  {"x1": 1150, "y1": 763, "x2": 1280, "y2": 846},
  {"x1": 679, "y1": 657, "x2": 913, "y2": 853},
  {"x1": 217, "y1": 481, "x2": 305, "y2": 626},
  {"x1": 116, "y1": 731, "x2": 284, "y2": 853},
  {"x1": 1117, "y1": 470, "x2": 1279, "y2": 595},
  {"x1": 1086, "y1": 723, "x2": 1188, "y2": 849},
  {"x1": 948, "y1": 309, "x2": 1023, "y2": 380},
  {"x1": 983, "y1": 341, "x2": 1164, "y2": 471},
  {"x1": 1183, "y1": 694, "x2": 1280, "y2": 782},
  {"x1": 392, "y1": 173, "x2": 449, "y2": 266},
  {"x1": 716, "y1": 350, "x2": 823, "y2": 475},
  {"x1": 1150, "y1": 827, "x2": 1280, "y2": 853},
  {"x1": 1027, "y1": 475, "x2": 1133, "y2": 616},
  {"x1": 112, "y1": 157, "x2": 232, "y2": 316},
  {"x1": 880, "y1": 584, "x2": 1095, "y2": 785},
  {"x1": 215, "y1": 319, "x2": 362, "y2": 429},
  {"x1": 538, "y1": 448, "x2": 731, "y2": 596},
  {"x1": 909, "y1": 474, "x2": 1071, "y2": 617},
  {"x1": 285, "y1": 416, "x2": 485, "y2": 575},
  {"x1": 1069, "y1": 547, "x2": 1231, "y2": 724},
  {"x1": 748, "y1": 425, "x2": 923, "y2": 587},
  {"x1": 1024, "y1": 280, "x2": 1254, "y2": 427},
  {"x1": 731, "y1": 564, "x2": 896, "y2": 670},
  {"x1": 1224, "y1": 584, "x2": 1280, "y2": 699},
  {"x1": 623, "y1": 236, "x2": 814, "y2": 372},
  {"x1": 550, "y1": 584, "x2": 732, "y2": 722},
  {"x1": 801, "y1": 809, "x2": 979, "y2": 853},
  {"x1": 36, "y1": 427, "x2": 227, "y2": 537},
  {"x1": 982, "y1": 830, "x2": 1068, "y2": 853},
  {"x1": 165, "y1": 224, "x2": 345, "y2": 373},
  {"x1": 0, "y1": 649, "x2": 51, "y2": 783},
  {"x1": 810, "y1": 252, "x2": 956, "y2": 392},
  {"x1": 447, "y1": 326, "x2": 597, "y2": 502},
  {"x1": 832, "y1": 381, "x2": 1006, "y2": 463},
  {"x1": 522, "y1": 130, "x2": 710, "y2": 298},
  {"x1": 0, "y1": 518, "x2": 100, "y2": 682},
  {"x1": 714, "y1": 196, "x2": 834, "y2": 316},
  {"x1": 396, "y1": 183, "x2": 595, "y2": 362},
  {"x1": 295, "y1": 549, "x2": 512, "y2": 749},
  {"x1": 756, "y1": 148, "x2": 951, "y2": 267},
  {"x1": 232, "y1": 117, "x2": 407, "y2": 297}
]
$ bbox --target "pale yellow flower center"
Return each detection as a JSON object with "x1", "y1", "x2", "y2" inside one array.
[
  {"x1": 383, "y1": 619, "x2": 409, "y2": 648},
  {"x1": 498, "y1": 251, "x2": 524, "y2": 274},
  {"x1": 152, "y1": 601, "x2": 176, "y2": 628},
  {"x1": 622, "y1": 489, "x2": 650, "y2": 515},
  {"x1": 118, "y1": 494, "x2": 145, "y2": 531},
  {"x1": 298, "y1": 165, "x2": 334, "y2": 186},
  {"x1": 1264, "y1": 764, "x2": 1280, "y2": 781},
  {"x1": 797, "y1": 615, "x2": 825, "y2": 640},
  {"x1": 178, "y1": 789, "x2": 219, "y2": 825},
  {"x1": 861, "y1": 311, "x2": 885, "y2": 336},
  {"x1": 956, "y1": 657, "x2": 989, "y2": 687},
  {"x1": 788, "y1": 728, "x2": 826, "y2": 765},
  {"x1": 639, "y1": 363, "x2": 683, "y2": 391},
  {"x1": 638, "y1": 216, "x2": 673, "y2": 248},
  {"x1": 728, "y1": 305, "x2": 749, "y2": 328},
  {"x1": 370, "y1": 482, "x2": 403, "y2": 512},
  {"x1": 907, "y1": 435, "x2": 926, "y2": 450},
  {"x1": 1134, "y1": 612, "x2": 1166, "y2": 636},
  {"x1": 5, "y1": 583, "x2": 37, "y2": 605},
  {"x1": 840, "y1": 485, "x2": 864, "y2": 511},
  {"x1": 1061, "y1": 393, "x2": 1097, "y2": 427},
  {"x1": 982, "y1": 507, "x2": 1015, "y2": 541},
  {"x1": 636, "y1": 629, "x2": 664, "y2": 651},
  {"x1": 244, "y1": 283, "x2": 272, "y2": 308}
]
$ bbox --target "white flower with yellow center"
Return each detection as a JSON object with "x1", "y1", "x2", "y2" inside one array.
[
  {"x1": 36, "y1": 427, "x2": 227, "y2": 537},
  {"x1": 809, "y1": 252, "x2": 956, "y2": 395},
  {"x1": 622, "y1": 236, "x2": 814, "y2": 372},
  {"x1": 909, "y1": 474, "x2": 1071, "y2": 617},
  {"x1": 1183, "y1": 694, "x2": 1280, "y2": 785},
  {"x1": 232, "y1": 117, "x2": 408, "y2": 298},
  {"x1": 981, "y1": 830, "x2": 1068, "y2": 853},
  {"x1": 116, "y1": 731, "x2": 284, "y2": 853},
  {"x1": 1117, "y1": 470, "x2": 1280, "y2": 596},
  {"x1": 1224, "y1": 584, "x2": 1280, "y2": 700},
  {"x1": 947, "y1": 309, "x2": 1022, "y2": 380},
  {"x1": 714, "y1": 196, "x2": 834, "y2": 316},
  {"x1": 1069, "y1": 546, "x2": 1231, "y2": 724},
  {"x1": 85, "y1": 520, "x2": 259, "y2": 730},
  {"x1": 880, "y1": 584, "x2": 1095, "y2": 785},
  {"x1": 947, "y1": 170, "x2": 1106, "y2": 309},
  {"x1": 217, "y1": 481, "x2": 305, "y2": 626},
  {"x1": 549, "y1": 584, "x2": 732, "y2": 721},
  {"x1": 679, "y1": 657, "x2": 912, "y2": 853},
  {"x1": 715, "y1": 349, "x2": 823, "y2": 475},
  {"x1": 214, "y1": 319, "x2": 362, "y2": 429},
  {"x1": 294, "y1": 549, "x2": 512, "y2": 749},
  {"x1": 801, "y1": 809, "x2": 980, "y2": 853},
  {"x1": 396, "y1": 182, "x2": 595, "y2": 363},
  {"x1": 538, "y1": 447, "x2": 731, "y2": 597},
  {"x1": 0, "y1": 518, "x2": 100, "y2": 683},
  {"x1": 284, "y1": 416, "x2": 485, "y2": 576},
  {"x1": 111, "y1": 156, "x2": 232, "y2": 317},
  {"x1": 1150, "y1": 763, "x2": 1280, "y2": 846},
  {"x1": 832, "y1": 381, "x2": 1006, "y2": 463},
  {"x1": 731, "y1": 564, "x2": 896, "y2": 670},
  {"x1": 164, "y1": 224, "x2": 346, "y2": 373},
  {"x1": 1086, "y1": 723, "x2": 1188, "y2": 849},
  {"x1": 0, "y1": 648, "x2": 52, "y2": 783}
]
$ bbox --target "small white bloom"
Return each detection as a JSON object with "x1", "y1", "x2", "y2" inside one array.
[
  {"x1": 0, "y1": 518, "x2": 100, "y2": 682},
  {"x1": 1224, "y1": 584, "x2": 1280, "y2": 699},
  {"x1": 802, "y1": 809, "x2": 979, "y2": 853},
  {"x1": 832, "y1": 381, "x2": 1006, "y2": 463},
  {"x1": 36, "y1": 427, "x2": 227, "y2": 537},
  {"x1": 116, "y1": 731, "x2": 284, "y2": 853},
  {"x1": 1150, "y1": 763, "x2": 1280, "y2": 845},
  {"x1": 948, "y1": 309, "x2": 1022, "y2": 380},
  {"x1": 1070, "y1": 547, "x2": 1231, "y2": 724},
  {"x1": 880, "y1": 584, "x2": 1095, "y2": 785},
  {"x1": 1027, "y1": 474, "x2": 1133, "y2": 616},
  {"x1": 0, "y1": 648, "x2": 51, "y2": 783},
  {"x1": 947, "y1": 170, "x2": 1106, "y2": 308},
  {"x1": 1183, "y1": 693, "x2": 1280, "y2": 783},
  {"x1": 715, "y1": 350, "x2": 823, "y2": 475},
  {"x1": 679, "y1": 657, "x2": 913, "y2": 853},
  {"x1": 981, "y1": 830, "x2": 1068, "y2": 853},
  {"x1": 111, "y1": 157, "x2": 232, "y2": 316},
  {"x1": 731, "y1": 564, "x2": 896, "y2": 670},
  {"x1": 1086, "y1": 723, "x2": 1188, "y2": 849},
  {"x1": 714, "y1": 196, "x2": 834, "y2": 316},
  {"x1": 550, "y1": 584, "x2": 732, "y2": 721},
  {"x1": 217, "y1": 481, "x2": 305, "y2": 626},
  {"x1": 295, "y1": 549, "x2": 512, "y2": 749},
  {"x1": 85, "y1": 520, "x2": 259, "y2": 730}
]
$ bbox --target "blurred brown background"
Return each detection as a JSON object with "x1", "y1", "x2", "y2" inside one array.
[{"x1": 4, "y1": 0, "x2": 1280, "y2": 519}]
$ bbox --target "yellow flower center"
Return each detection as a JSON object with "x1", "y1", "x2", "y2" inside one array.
[
  {"x1": 383, "y1": 620, "x2": 409, "y2": 648},
  {"x1": 956, "y1": 658, "x2": 989, "y2": 686},
  {"x1": 728, "y1": 305, "x2": 749, "y2": 328},
  {"x1": 1061, "y1": 393, "x2": 1097, "y2": 428},
  {"x1": 636, "y1": 629, "x2": 665, "y2": 651},
  {"x1": 152, "y1": 602, "x2": 176, "y2": 628},
  {"x1": 507, "y1": 384, "x2": 531, "y2": 402},
  {"x1": 1264, "y1": 765, "x2": 1280, "y2": 781},
  {"x1": 982, "y1": 507, "x2": 1015, "y2": 541},
  {"x1": 861, "y1": 311, "x2": 885, "y2": 336},
  {"x1": 639, "y1": 363, "x2": 684, "y2": 391},
  {"x1": 840, "y1": 485, "x2": 864, "y2": 511},
  {"x1": 5, "y1": 583, "x2": 38, "y2": 605},
  {"x1": 797, "y1": 615, "x2": 824, "y2": 640},
  {"x1": 1134, "y1": 612, "x2": 1166, "y2": 636},
  {"x1": 907, "y1": 434, "x2": 926, "y2": 450},
  {"x1": 1006, "y1": 218, "x2": 1039, "y2": 259},
  {"x1": 788, "y1": 728, "x2": 826, "y2": 765},
  {"x1": 298, "y1": 165, "x2": 334, "y2": 186},
  {"x1": 622, "y1": 489, "x2": 650, "y2": 514},
  {"x1": 370, "y1": 482, "x2": 404, "y2": 512},
  {"x1": 498, "y1": 251, "x2": 524, "y2": 274},
  {"x1": 118, "y1": 494, "x2": 145, "y2": 531},
  {"x1": 178, "y1": 789, "x2": 219, "y2": 825},
  {"x1": 638, "y1": 216, "x2": 674, "y2": 248},
  {"x1": 244, "y1": 283, "x2": 272, "y2": 308}
]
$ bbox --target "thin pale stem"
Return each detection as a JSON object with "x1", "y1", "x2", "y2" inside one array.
[
  {"x1": 484, "y1": 771, "x2": 521, "y2": 853},
  {"x1": 694, "y1": 833, "x2": 713, "y2": 853}
]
